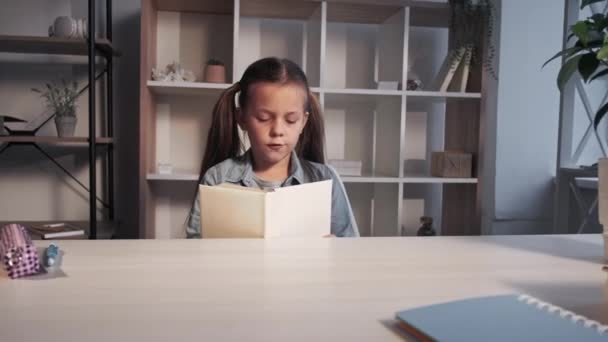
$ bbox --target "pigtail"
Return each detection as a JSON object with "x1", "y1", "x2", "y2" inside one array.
[
  {"x1": 296, "y1": 90, "x2": 325, "y2": 164},
  {"x1": 197, "y1": 82, "x2": 242, "y2": 184}
]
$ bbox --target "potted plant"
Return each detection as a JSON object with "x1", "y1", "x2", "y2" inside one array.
[
  {"x1": 545, "y1": 0, "x2": 608, "y2": 257},
  {"x1": 32, "y1": 79, "x2": 79, "y2": 137},
  {"x1": 204, "y1": 58, "x2": 226, "y2": 83}
]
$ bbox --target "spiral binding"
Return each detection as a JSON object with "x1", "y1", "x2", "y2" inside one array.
[{"x1": 517, "y1": 294, "x2": 608, "y2": 336}]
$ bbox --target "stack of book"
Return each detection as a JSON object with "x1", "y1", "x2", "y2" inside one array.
[{"x1": 27, "y1": 222, "x2": 85, "y2": 239}]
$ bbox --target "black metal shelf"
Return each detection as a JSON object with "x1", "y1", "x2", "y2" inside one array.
[
  {"x1": 0, "y1": 35, "x2": 120, "y2": 57},
  {"x1": 0, "y1": 0, "x2": 117, "y2": 239}
]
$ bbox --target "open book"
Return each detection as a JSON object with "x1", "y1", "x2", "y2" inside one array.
[{"x1": 199, "y1": 180, "x2": 332, "y2": 238}]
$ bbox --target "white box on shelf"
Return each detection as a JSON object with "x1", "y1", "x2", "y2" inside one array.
[
  {"x1": 334, "y1": 168, "x2": 362, "y2": 176},
  {"x1": 376, "y1": 81, "x2": 400, "y2": 90},
  {"x1": 329, "y1": 159, "x2": 362, "y2": 176},
  {"x1": 157, "y1": 162, "x2": 173, "y2": 175}
]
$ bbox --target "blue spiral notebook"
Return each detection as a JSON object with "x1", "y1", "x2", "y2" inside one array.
[{"x1": 395, "y1": 294, "x2": 608, "y2": 342}]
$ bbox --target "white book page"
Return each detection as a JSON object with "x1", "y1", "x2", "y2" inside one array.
[
  {"x1": 266, "y1": 180, "x2": 332, "y2": 238},
  {"x1": 199, "y1": 184, "x2": 266, "y2": 238}
]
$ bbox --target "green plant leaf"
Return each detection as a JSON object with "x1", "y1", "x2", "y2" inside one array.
[
  {"x1": 543, "y1": 46, "x2": 583, "y2": 68},
  {"x1": 579, "y1": 52, "x2": 600, "y2": 82},
  {"x1": 590, "y1": 14, "x2": 608, "y2": 32},
  {"x1": 575, "y1": 38, "x2": 603, "y2": 48},
  {"x1": 594, "y1": 101, "x2": 608, "y2": 129},
  {"x1": 598, "y1": 46, "x2": 608, "y2": 60},
  {"x1": 558, "y1": 54, "x2": 582, "y2": 91},
  {"x1": 572, "y1": 21, "x2": 590, "y2": 45},
  {"x1": 590, "y1": 68, "x2": 608, "y2": 81},
  {"x1": 581, "y1": 0, "x2": 605, "y2": 9}
]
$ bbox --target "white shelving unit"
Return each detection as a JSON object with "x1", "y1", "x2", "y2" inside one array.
[{"x1": 139, "y1": 0, "x2": 484, "y2": 239}]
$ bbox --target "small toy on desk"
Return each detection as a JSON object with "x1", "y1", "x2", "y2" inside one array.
[
  {"x1": 0, "y1": 224, "x2": 41, "y2": 279},
  {"x1": 44, "y1": 244, "x2": 59, "y2": 267}
]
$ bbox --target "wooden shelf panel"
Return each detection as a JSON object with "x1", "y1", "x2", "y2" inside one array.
[
  {"x1": 145, "y1": 83, "x2": 481, "y2": 100},
  {"x1": 324, "y1": 88, "x2": 402, "y2": 96},
  {"x1": 241, "y1": 0, "x2": 321, "y2": 19},
  {"x1": 327, "y1": 2, "x2": 402, "y2": 24},
  {"x1": 0, "y1": 136, "x2": 113, "y2": 145},
  {"x1": 153, "y1": 0, "x2": 449, "y2": 26},
  {"x1": 146, "y1": 173, "x2": 477, "y2": 184},
  {"x1": 0, "y1": 35, "x2": 120, "y2": 57},
  {"x1": 147, "y1": 81, "x2": 231, "y2": 96},
  {"x1": 401, "y1": 176, "x2": 478, "y2": 184},
  {"x1": 155, "y1": 0, "x2": 234, "y2": 15},
  {"x1": 405, "y1": 90, "x2": 482, "y2": 99},
  {"x1": 341, "y1": 176, "x2": 401, "y2": 183},
  {"x1": 409, "y1": 3, "x2": 451, "y2": 28},
  {"x1": 147, "y1": 172, "x2": 199, "y2": 181}
]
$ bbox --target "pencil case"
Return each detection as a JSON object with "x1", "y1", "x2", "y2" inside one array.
[{"x1": 0, "y1": 224, "x2": 40, "y2": 279}]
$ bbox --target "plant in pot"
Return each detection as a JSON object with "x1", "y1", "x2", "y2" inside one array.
[
  {"x1": 32, "y1": 79, "x2": 79, "y2": 137},
  {"x1": 204, "y1": 58, "x2": 226, "y2": 83},
  {"x1": 545, "y1": 0, "x2": 608, "y2": 257}
]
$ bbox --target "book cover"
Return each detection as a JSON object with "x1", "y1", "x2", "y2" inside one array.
[
  {"x1": 28, "y1": 223, "x2": 85, "y2": 239},
  {"x1": 432, "y1": 46, "x2": 466, "y2": 92},
  {"x1": 199, "y1": 180, "x2": 332, "y2": 238},
  {"x1": 396, "y1": 294, "x2": 608, "y2": 342},
  {"x1": 448, "y1": 45, "x2": 473, "y2": 93}
]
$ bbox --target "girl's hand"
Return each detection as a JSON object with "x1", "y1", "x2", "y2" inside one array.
[{"x1": 323, "y1": 234, "x2": 336, "y2": 238}]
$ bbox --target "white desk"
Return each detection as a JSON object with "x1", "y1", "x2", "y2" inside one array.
[{"x1": 1, "y1": 235, "x2": 607, "y2": 341}]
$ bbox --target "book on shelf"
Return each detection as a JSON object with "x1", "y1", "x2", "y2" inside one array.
[
  {"x1": 199, "y1": 180, "x2": 332, "y2": 238},
  {"x1": 27, "y1": 222, "x2": 85, "y2": 239},
  {"x1": 395, "y1": 294, "x2": 608, "y2": 341},
  {"x1": 432, "y1": 46, "x2": 469, "y2": 92},
  {"x1": 448, "y1": 45, "x2": 473, "y2": 93}
]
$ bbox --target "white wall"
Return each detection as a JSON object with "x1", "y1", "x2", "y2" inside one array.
[{"x1": 489, "y1": 0, "x2": 564, "y2": 234}]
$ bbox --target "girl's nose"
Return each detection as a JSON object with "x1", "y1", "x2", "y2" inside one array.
[{"x1": 270, "y1": 120, "x2": 285, "y2": 137}]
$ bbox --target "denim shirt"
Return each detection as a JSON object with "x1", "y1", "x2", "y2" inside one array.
[{"x1": 186, "y1": 150, "x2": 360, "y2": 238}]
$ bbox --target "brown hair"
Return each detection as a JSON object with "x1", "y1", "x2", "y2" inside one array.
[{"x1": 197, "y1": 57, "x2": 325, "y2": 185}]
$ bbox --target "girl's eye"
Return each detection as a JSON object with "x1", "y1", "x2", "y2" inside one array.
[
  {"x1": 256, "y1": 116, "x2": 271, "y2": 122},
  {"x1": 285, "y1": 115, "x2": 299, "y2": 124}
]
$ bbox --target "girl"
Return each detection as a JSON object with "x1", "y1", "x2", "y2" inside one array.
[{"x1": 186, "y1": 57, "x2": 359, "y2": 238}]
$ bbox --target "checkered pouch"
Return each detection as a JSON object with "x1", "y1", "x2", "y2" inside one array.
[{"x1": 0, "y1": 224, "x2": 40, "y2": 279}]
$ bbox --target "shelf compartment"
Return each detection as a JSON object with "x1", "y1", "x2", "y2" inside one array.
[
  {"x1": 237, "y1": 1, "x2": 322, "y2": 86},
  {"x1": 155, "y1": 11, "x2": 234, "y2": 83},
  {"x1": 325, "y1": 3, "x2": 405, "y2": 90},
  {"x1": 324, "y1": 94, "x2": 402, "y2": 179}
]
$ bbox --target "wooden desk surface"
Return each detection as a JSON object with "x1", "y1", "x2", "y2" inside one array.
[{"x1": 1, "y1": 235, "x2": 607, "y2": 341}]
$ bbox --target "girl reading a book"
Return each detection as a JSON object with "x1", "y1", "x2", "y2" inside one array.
[{"x1": 186, "y1": 57, "x2": 359, "y2": 238}]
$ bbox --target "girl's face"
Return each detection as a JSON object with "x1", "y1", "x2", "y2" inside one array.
[{"x1": 238, "y1": 81, "x2": 309, "y2": 169}]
